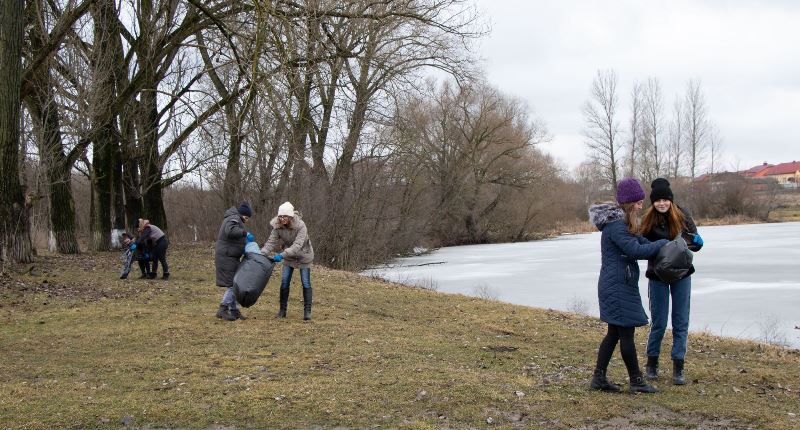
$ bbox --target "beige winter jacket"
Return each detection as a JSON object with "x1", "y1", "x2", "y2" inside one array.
[{"x1": 261, "y1": 214, "x2": 314, "y2": 269}]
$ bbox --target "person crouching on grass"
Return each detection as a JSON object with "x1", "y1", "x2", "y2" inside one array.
[
  {"x1": 587, "y1": 178, "x2": 669, "y2": 394},
  {"x1": 261, "y1": 201, "x2": 315, "y2": 320},
  {"x1": 135, "y1": 219, "x2": 169, "y2": 280}
]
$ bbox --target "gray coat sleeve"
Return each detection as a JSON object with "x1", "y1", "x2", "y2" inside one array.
[
  {"x1": 261, "y1": 228, "x2": 280, "y2": 254},
  {"x1": 223, "y1": 218, "x2": 246, "y2": 241}
]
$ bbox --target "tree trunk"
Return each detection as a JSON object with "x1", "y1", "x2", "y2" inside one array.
[
  {"x1": 137, "y1": 80, "x2": 168, "y2": 230},
  {"x1": 88, "y1": 0, "x2": 123, "y2": 251},
  {"x1": 0, "y1": 0, "x2": 35, "y2": 265},
  {"x1": 25, "y1": 0, "x2": 79, "y2": 254}
]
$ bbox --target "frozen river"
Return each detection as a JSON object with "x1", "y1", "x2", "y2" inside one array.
[{"x1": 365, "y1": 222, "x2": 800, "y2": 348}]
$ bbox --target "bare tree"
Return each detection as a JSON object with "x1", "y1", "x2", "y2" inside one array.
[
  {"x1": 684, "y1": 79, "x2": 709, "y2": 179},
  {"x1": 583, "y1": 69, "x2": 621, "y2": 190},
  {"x1": 626, "y1": 82, "x2": 643, "y2": 178},
  {"x1": 639, "y1": 77, "x2": 664, "y2": 182},
  {"x1": 1, "y1": 0, "x2": 35, "y2": 265},
  {"x1": 708, "y1": 124, "x2": 723, "y2": 175},
  {"x1": 666, "y1": 97, "x2": 684, "y2": 179}
]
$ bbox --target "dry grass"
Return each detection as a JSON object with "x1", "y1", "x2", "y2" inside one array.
[
  {"x1": 769, "y1": 207, "x2": 800, "y2": 222},
  {"x1": 1, "y1": 244, "x2": 799, "y2": 429}
]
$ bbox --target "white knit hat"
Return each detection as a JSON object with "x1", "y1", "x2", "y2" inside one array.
[{"x1": 277, "y1": 201, "x2": 295, "y2": 217}]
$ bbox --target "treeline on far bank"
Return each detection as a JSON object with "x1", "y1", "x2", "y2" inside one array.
[{"x1": 25, "y1": 146, "x2": 784, "y2": 271}]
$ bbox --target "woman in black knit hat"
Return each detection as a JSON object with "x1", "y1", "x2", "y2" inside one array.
[{"x1": 639, "y1": 178, "x2": 704, "y2": 385}]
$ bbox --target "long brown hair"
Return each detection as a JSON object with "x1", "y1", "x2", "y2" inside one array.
[
  {"x1": 640, "y1": 203, "x2": 686, "y2": 239},
  {"x1": 619, "y1": 202, "x2": 641, "y2": 233}
]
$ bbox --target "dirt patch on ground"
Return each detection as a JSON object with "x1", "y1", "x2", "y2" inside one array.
[
  {"x1": 0, "y1": 273, "x2": 145, "y2": 304},
  {"x1": 0, "y1": 252, "x2": 152, "y2": 304},
  {"x1": 578, "y1": 405, "x2": 754, "y2": 430}
]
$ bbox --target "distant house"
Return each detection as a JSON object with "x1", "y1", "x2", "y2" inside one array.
[
  {"x1": 742, "y1": 162, "x2": 773, "y2": 178},
  {"x1": 763, "y1": 161, "x2": 800, "y2": 188}
]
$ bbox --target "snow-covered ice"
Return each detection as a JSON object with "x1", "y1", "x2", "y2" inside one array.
[{"x1": 365, "y1": 222, "x2": 800, "y2": 348}]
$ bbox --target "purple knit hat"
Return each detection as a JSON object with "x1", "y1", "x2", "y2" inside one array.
[{"x1": 616, "y1": 178, "x2": 645, "y2": 204}]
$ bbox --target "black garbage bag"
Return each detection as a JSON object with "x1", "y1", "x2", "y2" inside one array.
[
  {"x1": 654, "y1": 236, "x2": 694, "y2": 283},
  {"x1": 233, "y1": 253, "x2": 274, "y2": 307}
]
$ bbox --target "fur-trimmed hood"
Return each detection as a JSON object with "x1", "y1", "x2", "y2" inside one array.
[{"x1": 588, "y1": 202, "x2": 625, "y2": 230}]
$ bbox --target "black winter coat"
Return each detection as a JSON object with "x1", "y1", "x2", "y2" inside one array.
[
  {"x1": 215, "y1": 207, "x2": 247, "y2": 288},
  {"x1": 643, "y1": 205, "x2": 702, "y2": 281}
]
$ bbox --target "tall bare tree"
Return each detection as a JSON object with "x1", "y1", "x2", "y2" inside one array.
[
  {"x1": 639, "y1": 77, "x2": 664, "y2": 182},
  {"x1": 583, "y1": 69, "x2": 621, "y2": 190},
  {"x1": 1, "y1": 0, "x2": 35, "y2": 264},
  {"x1": 666, "y1": 97, "x2": 684, "y2": 179},
  {"x1": 23, "y1": 0, "x2": 82, "y2": 253},
  {"x1": 683, "y1": 79, "x2": 709, "y2": 179},
  {"x1": 626, "y1": 82, "x2": 643, "y2": 177}
]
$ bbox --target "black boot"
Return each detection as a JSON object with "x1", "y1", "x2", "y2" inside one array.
[
  {"x1": 629, "y1": 373, "x2": 659, "y2": 394},
  {"x1": 216, "y1": 305, "x2": 235, "y2": 321},
  {"x1": 672, "y1": 359, "x2": 686, "y2": 385},
  {"x1": 230, "y1": 308, "x2": 247, "y2": 321},
  {"x1": 645, "y1": 356, "x2": 659, "y2": 380},
  {"x1": 303, "y1": 287, "x2": 312, "y2": 321},
  {"x1": 590, "y1": 369, "x2": 621, "y2": 392},
  {"x1": 276, "y1": 287, "x2": 289, "y2": 318}
]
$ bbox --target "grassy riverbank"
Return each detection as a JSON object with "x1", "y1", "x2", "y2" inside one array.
[{"x1": 1, "y1": 244, "x2": 798, "y2": 429}]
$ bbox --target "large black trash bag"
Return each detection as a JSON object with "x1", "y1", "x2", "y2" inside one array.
[
  {"x1": 654, "y1": 236, "x2": 694, "y2": 283},
  {"x1": 233, "y1": 253, "x2": 275, "y2": 307}
]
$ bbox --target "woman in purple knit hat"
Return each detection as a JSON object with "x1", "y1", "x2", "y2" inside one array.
[{"x1": 587, "y1": 178, "x2": 669, "y2": 393}]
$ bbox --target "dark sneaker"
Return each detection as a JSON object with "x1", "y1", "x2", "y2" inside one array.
[
  {"x1": 230, "y1": 309, "x2": 247, "y2": 320},
  {"x1": 162, "y1": 273, "x2": 170, "y2": 280},
  {"x1": 216, "y1": 305, "x2": 236, "y2": 321}
]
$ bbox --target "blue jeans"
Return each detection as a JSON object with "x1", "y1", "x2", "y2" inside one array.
[
  {"x1": 220, "y1": 287, "x2": 238, "y2": 311},
  {"x1": 281, "y1": 266, "x2": 311, "y2": 290},
  {"x1": 646, "y1": 276, "x2": 691, "y2": 360}
]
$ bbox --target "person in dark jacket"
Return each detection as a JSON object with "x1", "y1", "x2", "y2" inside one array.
[
  {"x1": 214, "y1": 202, "x2": 253, "y2": 321},
  {"x1": 135, "y1": 219, "x2": 169, "y2": 280},
  {"x1": 640, "y1": 178, "x2": 703, "y2": 385},
  {"x1": 587, "y1": 178, "x2": 669, "y2": 394}
]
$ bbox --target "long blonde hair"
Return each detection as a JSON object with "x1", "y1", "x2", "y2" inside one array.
[{"x1": 619, "y1": 202, "x2": 640, "y2": 233}]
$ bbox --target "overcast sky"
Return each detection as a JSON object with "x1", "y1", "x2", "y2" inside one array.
[{"x1": 471, "y1": 0, "x2": 800, "y2": 173}]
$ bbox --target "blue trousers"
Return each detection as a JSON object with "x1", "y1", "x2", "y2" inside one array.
[
  {"x1": 220, "y1": 287, "x2": 239, "y2": 311},
  {"x1": 646, "y1": 276, "x2": 691, "y2": 360},
  {"x1": 281, "y1": 265, "x2": 311, "y2": 290}
]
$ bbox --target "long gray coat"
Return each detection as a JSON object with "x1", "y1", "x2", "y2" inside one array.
[
  {"x1": 261, "y1": 214, "x2": 314, "y2": 269},
  {"x1": 215, "y1": 207, "x2": 247, "y2": 287}
]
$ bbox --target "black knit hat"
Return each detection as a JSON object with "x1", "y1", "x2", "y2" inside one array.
[
  {"x1": 650, "y1": 178, "x2": 674, "y2": 203},
  {"x1": 238, "y1": 201, "x2": 253, "y2": 217}
]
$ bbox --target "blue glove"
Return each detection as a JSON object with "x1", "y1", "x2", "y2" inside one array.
[
  {"x1": 693, "y1": 234, "x2": 704, "y2": 246},
  {"x1": 272, "y1": 254, "x2": 283, "y2": 262},
  {"x1": 246, "y1": 232, "x2": 255, "y2": 242},
  {"x1": 143, "y1": 252, "x2": 151, "y2": 260},
  {"x1": 130, "y1": 243, "x2": 137, "y2": 250}
]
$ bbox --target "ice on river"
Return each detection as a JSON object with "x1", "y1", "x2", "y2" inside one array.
[{"x1": 365, "y1": 222, "x2": 800, "y2": 348}]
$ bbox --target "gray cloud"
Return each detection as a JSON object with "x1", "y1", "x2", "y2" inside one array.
[{"x1": 473, "y1": 0, "x2": 800, "y2": 171}]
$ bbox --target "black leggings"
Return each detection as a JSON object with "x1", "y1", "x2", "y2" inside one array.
[
  {"x1": 150, "y1": 236, "x2": 169, "y2": 275},
  {"x1": 595, "y1": 323, "x2": 641, "y2": 378}
]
